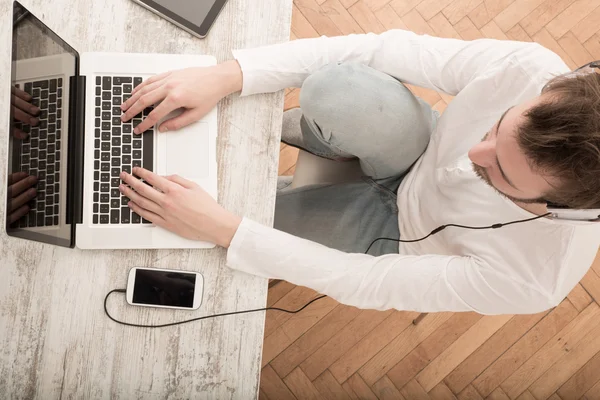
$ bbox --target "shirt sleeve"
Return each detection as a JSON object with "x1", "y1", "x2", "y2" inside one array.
[
  {"x1": 226, "y1": 218, "x2": 554, "y2": 315},
  {"x1": 231, "y1": 30, "x2": 553, "y2": 97}
]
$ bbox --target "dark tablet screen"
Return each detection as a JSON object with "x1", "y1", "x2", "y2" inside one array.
[{"x1": 137, "y1": 0, "x2": 228, "y2": 37}]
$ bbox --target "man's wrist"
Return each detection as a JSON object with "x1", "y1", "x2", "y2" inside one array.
[
  {"x1": 216, "y1": 213, "x2": 243, "y2": 249},
  {"x1": 219, "y1": 59, "x2": 243, "y2": 96}
]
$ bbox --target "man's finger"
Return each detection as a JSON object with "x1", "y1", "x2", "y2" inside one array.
[
  {"x1": 13, "y1": 128, "x2": 28, "y2": 140},
  {"x1": 128, "y1": 201, "x2": 165, "y2": 226},
  {"x1": 120, "y1": 80, "x2": 163, "y2": 116},
  {"x1": 9, "y1": 187, "x2": 36, "y2": 211},
  {"x1": 8, "y1": 172, "x2": 28, "y2": 186},
  {"x1": 166, "y1": 174, "x2": 197, "y2": 189},
  {"x1": 12, "y1": 94, "x2": 40, "y2": 116},
  {"x1": 12, "y1": 106, "x2": 38, "y2": 126},
  {"x1": 119, "y1": 184, "x2": 161, "y2": 214},
  {"x1": 120, "y1": 171, "x2": 164, "y2": 203},
  {"x1": 8, "y1": 204, "x2": 29, "y2": 225},
  {"x1": 132, "y1": 94, "x2": 174, "y2": 134},
  {"x1": 11, "y1": 86, "x2": 32, "y2": 101},
  {"x1": 131, "y1": 167, "x2": 173, "y2": 193},
  {"x1": 9, "y1": 175, "x2": 37, "y2": 198},
  {"x1": 131, "y1": 71, "x2": 171, "y2": 96},
  {"x1": 157, "y1": 108, "x2": 201, "y2": 133}
]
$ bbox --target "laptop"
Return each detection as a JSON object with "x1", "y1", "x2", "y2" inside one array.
[{"x1": 5, "y1": 1, "x2": 218, "y2": 249}]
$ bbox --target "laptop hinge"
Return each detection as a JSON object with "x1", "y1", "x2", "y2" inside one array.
[{"x1": 66, "y1": 75, "x2": 85, "y2": 225}]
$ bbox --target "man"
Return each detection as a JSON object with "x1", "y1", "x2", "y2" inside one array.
[{"x1": 116, "y1": 30, "x2": 600, "y2": 315}]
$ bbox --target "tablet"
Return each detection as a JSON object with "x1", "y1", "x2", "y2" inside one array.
[{"x1": 132, "y1": 0, "x2": 229, "y2": 38}]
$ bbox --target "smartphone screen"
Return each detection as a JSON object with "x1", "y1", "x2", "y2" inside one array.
[{"x1": 132, "y1": 268, "x2": 197, "y2": 308}]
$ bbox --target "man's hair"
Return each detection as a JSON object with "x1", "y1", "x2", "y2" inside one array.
[{"x1": 517, "y1": 70, "x2": 600, "y2": 209}]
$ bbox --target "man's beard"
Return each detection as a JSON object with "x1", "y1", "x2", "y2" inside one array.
[{"x1": 472, "y1": 162, "x2": 546, "y2": 204}]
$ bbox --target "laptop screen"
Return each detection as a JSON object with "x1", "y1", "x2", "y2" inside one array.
[{"x1": 6, "y1": 2, "x2": 78, "y2": 247}]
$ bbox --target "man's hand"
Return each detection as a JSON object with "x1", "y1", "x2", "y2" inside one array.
[
  {"x1": 120, "y1": 60, "x2": 243, "y2": 135},
  {"x1": 11, "y1": 86, "x2": 40, "y2": 139},
  {"x1": 6, "y1": 172, "x2": 37, "y2": 225},
  {"x1": 119, "y1": 167, "x2": 242, "y2": 248}
]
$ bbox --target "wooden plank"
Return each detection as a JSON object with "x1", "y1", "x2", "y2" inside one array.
[
  {"x1": 400, "y1": 379, "x2": 432, "y2": 400},
  {"x1": 520, "y1": 0, "x2": 577, "y2": 36},
  {"x1": 271, "y1": 304, "x2": 361, "y2": 378},
  {"x1": 348, "y1": 0, "x2": 387, "y2": 33},
  {"x1": 386, "y1": 312, "x2": 482, "y2": 390},
  {"x1": 429, "y1": 382, "x2": 459, "y2": 400},
  {"x1": 416, "y1": 0, "x2": 455, "y2": 20},
  {"x1": 487, "y1": 387, "x2": 511, "y2": 400},
  {"x1": 557, "y1": 349, "x2": 600, "y2": 400},
  {"x1": 581, "y1": 268, "x2": 600, "y2": 304},
  {"x1": 342, "y1": 382, "x2": 360, "y2": 400},
  {"x1": 329, "y1": 311, "x2": 417, "y2": 383},
  {"x1": 481, "y1": 20, "x2": 510, "y2": 39},
  {"x1": 260, "y1": 365, "x2": 297, "y2": 400},
  {"x1": 364, "y1": 0, "x2": 395, "y2": 12},
  {"x1": 295, "y1": 0, "x2": 344, "y2": 36},
  {"x1": 300, "y1": 309, "x2": 393, "y2": 380},
  {"x1": 457, "y1": 385, "x2": 484, "y2": 400},
  {"x1": 280, "y1": 296, "x2": 338, "y2": 342},
  {"x1": 267, "y1": 280, "x2": 297, "y2": 307},
  {"x1": 585, "y1": 378, "x2": 600, "y2": 400},
  {"x1": 346, "y1": 374, "x2": 379, "y2": 400},
  {"x1": 340, "y1": 0, "x2": 360, "y2": 8},
  {"x1": 260, "y1": 389, "x2": 270, "y2": 400},
  {"x1": 570, "y1": 5, "x2": 600, "y2": 42},
  {"x1": 402, "y1": 8, "x2": 438, "y2": 35},
  {"x1": 501, "y1": 303, "x2": 600, "y2": 399},
  {"x1": 313, "y1": 370, "x2": 351, "y2": 400},
  {"x1": 444, "y1": 311, "x2": 547, "y2": 394},
  {"x1": 515, "y1": 390, "x2": 537, "y2": 400},
  {"x1": 494, "y1": 0, "x2": 548, "y2": 32},
  {"x1": 374, "y1": 5, "x2": 410, "y2": 30},
  {"x1": 528, "y1": 322, "x2": 600, "y2": 399},
  {"x1": 443, "y1": 0, "x2": 484, "y2": 25},
  {"x1": 264, "y1": 286, "x2": 321, "y2": 338},
  {"x1": 284, "y1": 88, "x2": 301, "y2": 111},
  {"x1": 283, "y1": 368, "x2": 323, "y2": 400},
  {"x1": 592, "y1": 248, "x2": 600, "y2": 277},
  {"x1": 467, "y1": 0, "x2": 516, "y2": 29},
  {"x1": 454, "y1": 16, "x2": 485, "y2": 40},
  {"x1": 566, "y1": 283, "x2": 592, "y2": 313},
  {"x1": 405, "y1": 84, "x2": 442, "y2": 106},
  {"x1": 291, "y1": 4, "x2": 320, "y2": 39},
  {"x1": 416, "y1": 314, "x2": 513, "y2": 392},
  {"x1": 358, "y1": 312, "x2": 453, "y2": 386},
  {"x1": 428, "y1": 13, "x2": 462, "y2": 39},
  {"x1": 390, "y1": 0, "x2": 425, "y2": 17},
  {"x1": 433, "y1": 100, "x2": 448, "y2": 114},
  {"x1": 371, "y1": 376, "x2": 407, "y2": 400},
  {"x1": 532, "y1": 27, "x2": 578, "y2": 69},
  {"x1": 506, "y1": 23, "x2": 534, "y2": 41},
  {"x1": 472, "y1": 299, "x2": 578, "y2": 397},
  {"x1": 557, "y1": 30, "x2": 595, "y2": 66},
  {"x1": 279, "y1": 145, "x2": 300, "y2": 175},
  {"x1": 546, "y1": 0, "x2": 600, "y2": 39},
  {"x1": 321, "y1": 0, "x2": 364, "y2": 35},
  {"x1": 262, "y1": 327, "x2": 294, "y2": 367},
  {"x1": 584, "y1": 34, "x2": 600, "y2": 59}
]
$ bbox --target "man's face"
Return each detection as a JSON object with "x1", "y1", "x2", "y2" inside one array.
[{"x1": 468, "y1": 95, "x2": 554, "y2": 204}]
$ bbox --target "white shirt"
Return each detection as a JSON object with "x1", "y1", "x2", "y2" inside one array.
[{"x1": 227, "y1": 30, "x2": 600, "y2": 315}]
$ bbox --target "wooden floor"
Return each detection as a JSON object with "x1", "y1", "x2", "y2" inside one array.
[{"x1": 264, "y1": 1, "x2": 600, "y2": 399}]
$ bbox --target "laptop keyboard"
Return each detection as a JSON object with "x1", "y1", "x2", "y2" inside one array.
[
  {"x1": 93, "y1": 76, "x2": 153, "y2": 224},
  {"x1": 14, "y1": 78, "x2": 63, "y2": 228}
]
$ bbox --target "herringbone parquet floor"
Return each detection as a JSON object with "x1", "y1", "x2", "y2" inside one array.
[{"x1": 265, "y1": 1, "x2": 600, "y2": 399}]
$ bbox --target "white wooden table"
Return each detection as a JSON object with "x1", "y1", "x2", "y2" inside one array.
[{"x1": 0, "y1": 0, "x2": 291, "y2": 398}]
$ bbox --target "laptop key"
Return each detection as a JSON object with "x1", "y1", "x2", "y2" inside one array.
[
  {"x1": 49, "y1": 79, "x2": 57, "y2": 93},
  {"x1": 123, "y1": 84, "x2": 132, "y2": 94},
  {"x1": 102, "y1": 102, "x2": 111, "y2": 110},
  {"x1": 100, "y1": 183, "x2": 110, "y2": 192},
  {"x1": 101, "y1": 173, "x2": 109, "y2": 182},
  {"x1": 111, "y1": 188, "x2": 120, "y2": 197},
  {"x1": 100, "y1": 215, "x2": 109, "y2": 224},
  {"x1": 111, "y1": 178, "x2": 120, "y2": 188},
  {"x1": 100, "y1": 204, "x2": 109, "y2": 213},
  {"x1": 101, "y1": 152, "x2": 110, "y2": 161},
  {"x1": 111, "y1": 168, "x2": 120, "y2": 177},
  {"x1": 113, "y1": 107, "x2": 122, "y2": 116},
  {"x1": 101, "y1": 163, "x2": 110, "y2": 171},
  {"x1": 102, "y1": 76, "x2": 111, "y2": 91},
  {"x1": 102, "y1": 112, "x2": 111, "y2": 120},
  {"x1": 132, "y1": 212, "x2": 141, "y2": 223},
  {"x1": 121, "y1": 207, "x2": 130, "y2": 223},
  {"x1": 100, "y1": 194, "x2": 109, "y2": 203},
  {"x1": 133, "y1": 77, "x2": 143, "y2": 88},
  {"x1": 142, "y1": 218, "x2": 151, "y2": 224},
  {"x1": 110, "y1": 210, "x2": 120, "y2": 224},
  {"x1": 111, "y1": 199, "x2": 120, "y2": 208},
  {"x1": 93, "y1": 215, "x2": 98, "y2": 224}
]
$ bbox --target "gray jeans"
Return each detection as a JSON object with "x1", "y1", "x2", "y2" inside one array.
[{"x1": 274, "y1": 62, "x2": 438, "y2": 256}]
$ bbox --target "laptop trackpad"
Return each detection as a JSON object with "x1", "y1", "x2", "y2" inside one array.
[{"x1": 165, "y1": 121, "x2": 210, "y2": 179}]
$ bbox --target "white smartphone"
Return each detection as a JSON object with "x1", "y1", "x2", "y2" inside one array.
[{"x1": 126, "y1": 267, "x2": 204, "y2": 310}]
